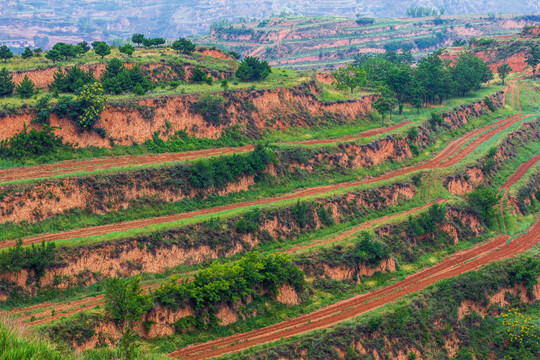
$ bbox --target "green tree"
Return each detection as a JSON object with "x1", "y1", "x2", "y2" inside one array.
[
  {"x1": 332, "y1": 63, "x2": 367, "y2": 93},
  {"x1": 373, "y1": 85, "x2": 397, "y2": 121},
  {"x1": 33, "y1": 48, "x2": 42, "y2": 57},
  {"x1": 93, "y1": 41, "x2": 111, "y2": 59},
  {"x1": 51, "y1": 42, "x2": 77, "y2": 60},
  {"x1": 119, "y1": 44, "x2": 135, "y2": 57},
  {"x1": 451, "y1": 52, "x2": 489, "y2": 96},
  {"x1": 0, "y1": 68, "x2": 15, "y2": 97},
  {"x1": 131, "y1": 34, "x2": 145, "y2": 47},
  {"x1": 171, "y1": 38, "x2": 196, "y2": 54},
  {"x1": 235, "y1": 56, "x2": 271, "y2": 81},
  {"x1": 16, "y1": 75, "x2": 35, "y2": 98},
  {"x1": 76, "y1": 41, "x2": 90, "y2": 55},
  {"x1": 386, "y1": 64, "x2": 412, "y2": 115},
  {"x1": 21, "y1": 47, "x2": 33, "y2": 59},
  {"x1": 45, "y1": 49, "x2": 61, "y2": 63},
  {"x1": 525, "y1": 45, "x2": 540, "y2": 79},
  {"x1": 497, "y1": 63, "x2": 512, "y2": 86},
  {"x1": 0, "y1": 45, "x2": 13, "y2": 63},
  {"x1": 105, "y1": 276, "x2": 153, "y2": 360}
]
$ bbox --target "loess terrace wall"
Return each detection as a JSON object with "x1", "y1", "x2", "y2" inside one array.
[{"x1": 0, "y1": 82, "x2": 374, "y2": 148}]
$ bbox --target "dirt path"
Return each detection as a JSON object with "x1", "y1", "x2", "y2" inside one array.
[
  {"x1": 500, "y1": 154, "x2": 540, "y2": 189},
  {"x1": 169, "y1": 221, "x2": 539, "y2": 359},
  {"x1": 0, "y1": 122, "x2": 411, "y2": 184},
  {"x1": 0, "y1": 114, "x2": 527, "y2": 250},
  {"x1": 12, "y1": 200, "x2": 445, "y2": 325},
  {"x1": 6, "y1": 120, "x2": 533, "y2": 325}
]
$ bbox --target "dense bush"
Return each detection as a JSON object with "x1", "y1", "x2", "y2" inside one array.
[
  {"x1": 185, "y1": 144, "x2": 272, "y2": 189},
  {"x1": 408, "y1": 203, "x2": 446, "y2": 236},
  {"x1": 32, "y1": 96, "x2": 52, "y2": 125},
  {"x1": 154, "y1": 252, "x2": 305, "y2": 328},
  {"x1": 189, "y1": 66, "x2": 213, "y2": 84},
  {"x1": 0, "y1": 124, "x2": 67, "y2": 159},
  {"x1": 467, "y1": 186, "x2": 501, "y2": 227}
]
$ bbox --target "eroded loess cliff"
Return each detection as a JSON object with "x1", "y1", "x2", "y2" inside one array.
[{"x1": 0, "y1": 82, "x2": 374, "y2": 147}]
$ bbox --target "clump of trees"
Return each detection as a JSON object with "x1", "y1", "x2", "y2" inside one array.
[
  {"x1": 100, "y1": 58, "x2": 152, "y2": 95},
  {"x1": 153, "y1": 252, "x2": 305, "y2": 329},
  {"x1": 235, "y1": 56, "x2": 271, "y2": 81},
  {"x1": 130, "y1": 34, "x2": 165, "y2": 48},
  {"x1": 172, "y1": 38, "x2": 196, "y2": 54},
  {"x1": 338, "y1": 50, "x2": 494, "y2": 119},
  {"x1": 525, "y1": 44, "x2": 540, "y2": 79},
  {"x1": 406, "y1": 6, "x2": 441, "y2": 17},
  {"x1": 50, "y1": 66, "x2": 96, "y2": 93}
]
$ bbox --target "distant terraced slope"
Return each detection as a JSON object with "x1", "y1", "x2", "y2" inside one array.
[{"x1": 203, "y1": 15, "x2": 538, "y2": 68}]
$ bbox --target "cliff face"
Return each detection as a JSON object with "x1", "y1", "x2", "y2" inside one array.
[
  {"x1": 0, "y1": 83, "x2": 374, "y2": 148},
  {"x1": 0, "y1": 183, "x2": 416, "y2": 295}
]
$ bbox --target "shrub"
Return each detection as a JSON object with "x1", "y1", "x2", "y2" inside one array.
[
  {"x1": 74, "y1": 82, "x2": 107, "y2": 130},
  {"x1": 467, "y1": 186, "x2": 501, "y2": 227},
  {"x1": 408, "y1": 203, "x2": 446, "y2": 237},
  {"x1": 429, "y1": 112, "x2": 444, "y2": 128},
  {"x1": 0, "y1": 124, "x2": 67, "y2": 159},
  {"x1": 32, "y1": 95, "x2": 52, "y2": 125},
  {"x1": 189, "y1": 66, "x2": 213, "y2": 84}
]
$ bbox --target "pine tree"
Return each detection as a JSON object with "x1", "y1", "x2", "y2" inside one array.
[
  {"x1": 21, "y1": 47, "x2": 33, "y2": 59},
  {"x1": 0, "y1": 45, "x2": 13, "y2": 63},
  {"x1": 0, "y1": 68, "x2": 15, "y2": 97},
  {"x1": 16, "y1": 75, "x2": 35, "y2": 98}
]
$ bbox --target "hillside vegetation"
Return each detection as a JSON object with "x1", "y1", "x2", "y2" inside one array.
[{"x1": 0, "y1": 25, "x2": 538, "y2": 360}]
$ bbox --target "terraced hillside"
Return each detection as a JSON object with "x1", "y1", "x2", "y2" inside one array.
[
  {"x1": 0, "y1": 31, "x2": 539, "y2": 360},
  {"x1": 1, "y1": 1, "x2": 539, "y2": 45},
  {"x1": 204, "y1": 14, "x2": 539, "y2": 68}
]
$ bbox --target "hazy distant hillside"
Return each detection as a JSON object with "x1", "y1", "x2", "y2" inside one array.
[{"x1": 0, "y1": 0, "x2": 539, "y2": 47}]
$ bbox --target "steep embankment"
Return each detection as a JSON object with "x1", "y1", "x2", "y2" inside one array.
[
  {"x1": 0, "y1": 110, "x2": 525, "y2": 250},
  {"x1": 0, "y1": 93, "x2": 504, "y2": 225},
  {"x1": 0, "y1": 122, "x2": 410, "y2": 184},
  {"x1": 0, "y1": 82, "x2": 374, "y2": 147},
  {"x1": 168, "y1": 219, "x2": 540, "y2": 359}
]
